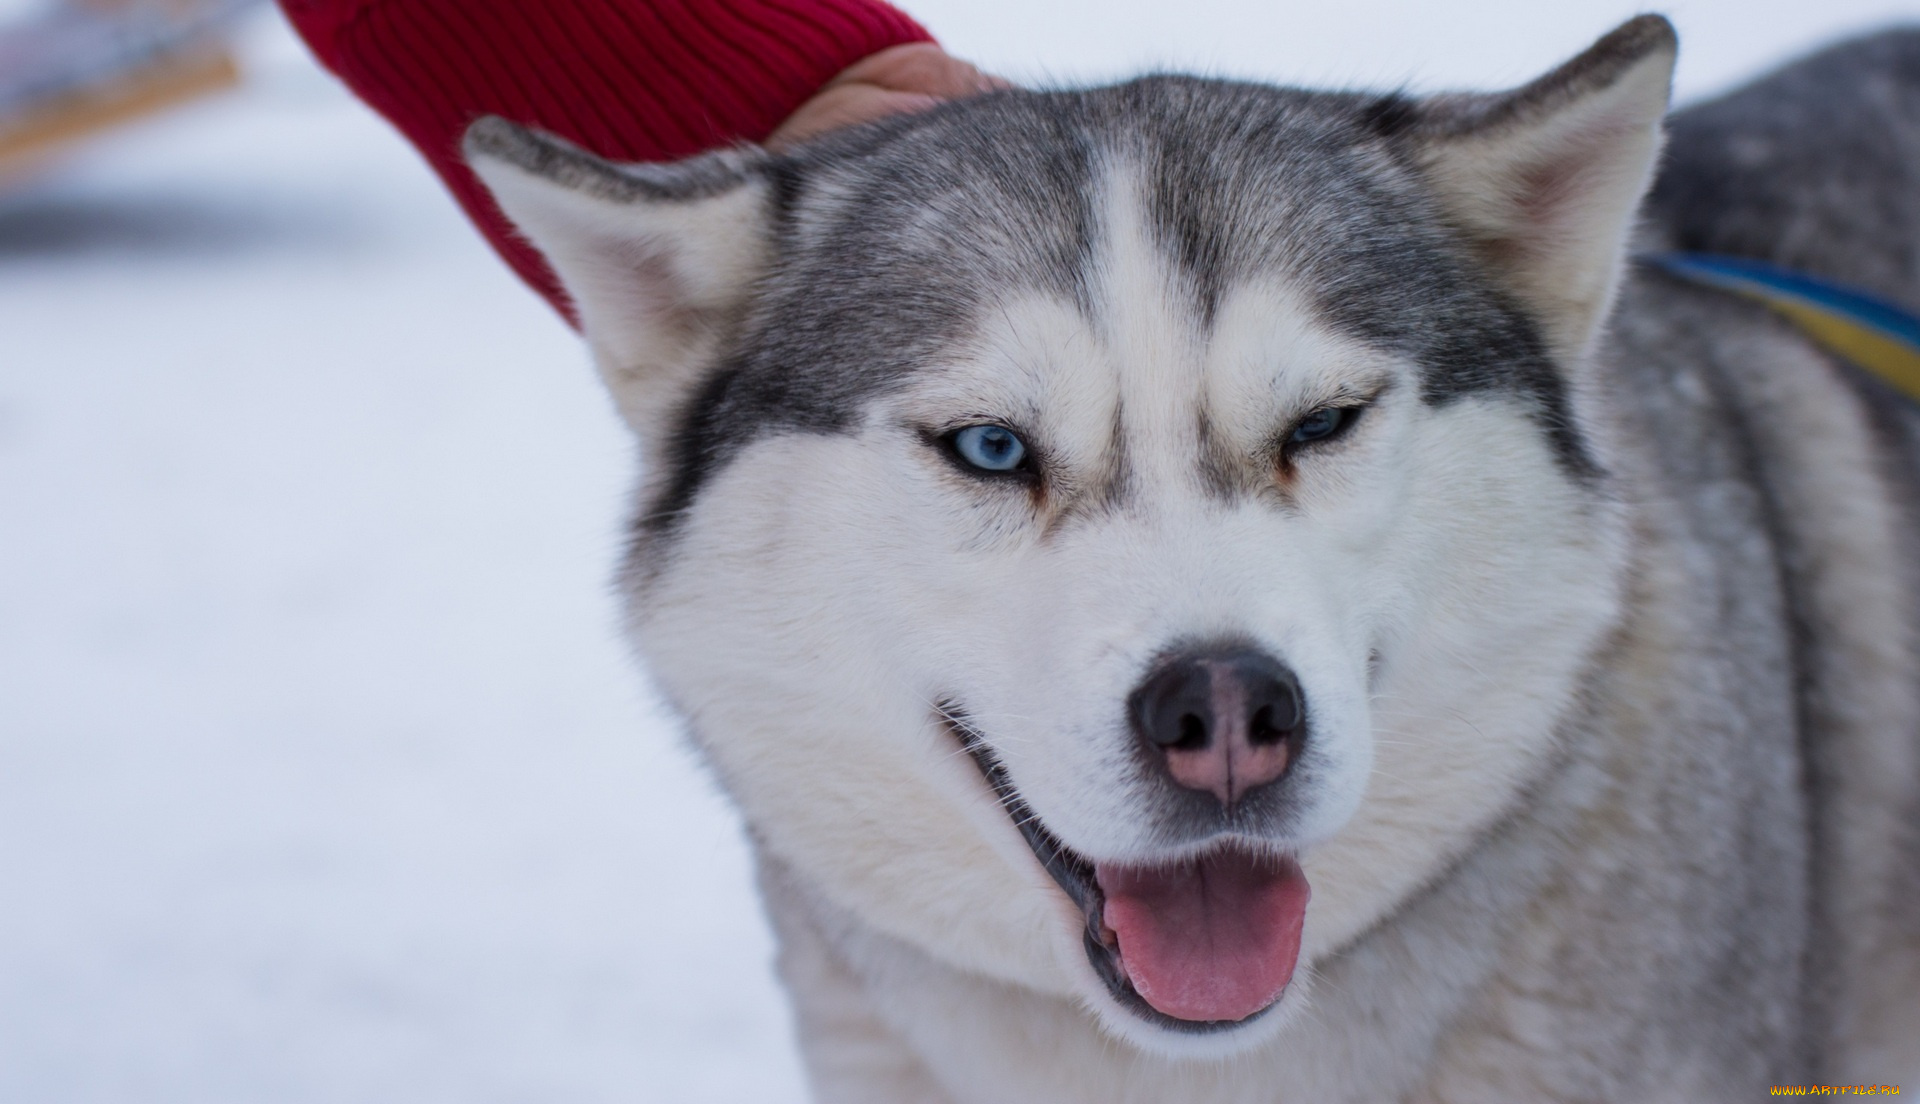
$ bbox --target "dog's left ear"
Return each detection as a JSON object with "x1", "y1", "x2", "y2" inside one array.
[
  {"x1": 1401, "y1": 15, "x2": 1676, "y2": 364},
  {"x1": 463, "y1": 117, "x2": 773, "y2": 437}
]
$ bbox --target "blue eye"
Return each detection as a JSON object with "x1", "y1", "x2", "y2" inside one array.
[
  {"x1": 1289, "y1": 406, "x2": 1355, "y2": 446},
  {"x1": 950, "y1": 424, "x2": 1029, "y2": 473}
]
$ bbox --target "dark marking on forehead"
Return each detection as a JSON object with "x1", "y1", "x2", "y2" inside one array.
[
  {"x1": 1194, "y1": 407, "x2": 1249, "y2": 501},
  {"x1": 1097, "y1": 397, "x2": 1135, "y2": 514},
  {"x1": 1038, "y1": 398, "x2": 1135, "y2": 539},
  {"x1": 642, "y1": 76, "x2": 1602, "y2": 549}
]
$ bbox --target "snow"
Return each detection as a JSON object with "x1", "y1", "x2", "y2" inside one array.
[{"x1": 2, "y1": 3, "x2": 1916, "y2": 1100}]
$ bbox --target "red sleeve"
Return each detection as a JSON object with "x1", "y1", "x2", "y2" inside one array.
[{"x1": 280, "y1": 0, "x2": 934, "y2": 323}]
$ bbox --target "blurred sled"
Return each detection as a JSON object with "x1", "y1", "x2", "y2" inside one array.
[{"x1": 0, "y1": 0, "x2": 264, "y2": 179}]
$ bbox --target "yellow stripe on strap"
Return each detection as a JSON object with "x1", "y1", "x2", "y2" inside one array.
[{"x1": 1645, "y1": 253, "x2": 1920, "y2": 405}]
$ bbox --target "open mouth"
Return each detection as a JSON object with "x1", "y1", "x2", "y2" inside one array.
[{"x1": 942, "y1": 708, "x2": 1311, "y2": 1031}]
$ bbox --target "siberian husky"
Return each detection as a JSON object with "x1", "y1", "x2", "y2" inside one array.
[{"x1": 464, "y1": 16, "x2": 1920, "y2": 1100}]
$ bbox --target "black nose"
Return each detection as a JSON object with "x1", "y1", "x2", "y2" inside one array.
[{"x1": 1129, "y1": 647, "x2": 1305, "y2": 808}]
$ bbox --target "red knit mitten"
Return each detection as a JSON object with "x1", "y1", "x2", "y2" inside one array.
[{"x1": 281, "y1": 0, "x2": 933, "y2": 322}]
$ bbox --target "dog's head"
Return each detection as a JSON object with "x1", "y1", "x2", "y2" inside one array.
[{"x1": 468, "y1": 17, "x2": 1672, "y2": 1055}]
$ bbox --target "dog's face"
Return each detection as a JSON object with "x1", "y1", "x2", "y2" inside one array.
[{"x1": 470, "y1": 17, "x2": 1673, "y2": 1055}]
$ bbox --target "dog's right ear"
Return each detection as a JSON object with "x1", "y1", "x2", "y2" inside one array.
[{"x1": 464, "y1": 117, "x2": 772, "y2": 436}]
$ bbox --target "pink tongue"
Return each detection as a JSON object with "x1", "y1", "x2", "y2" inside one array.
[{"x1": 1095, "y1": 850, "x2": 1310, "y2": 1023}]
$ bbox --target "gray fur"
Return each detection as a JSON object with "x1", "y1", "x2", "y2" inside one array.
[{"x1": 464, "y1": 115, "x2": 767, "y2": 202}]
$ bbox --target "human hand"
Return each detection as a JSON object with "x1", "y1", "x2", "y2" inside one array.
[{"x1": 766, "y1": 42, "x2": 1008, "y2": 151}]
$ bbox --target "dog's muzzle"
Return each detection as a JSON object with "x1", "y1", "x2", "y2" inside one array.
[{"x1": 942, "y1": 701, "x2": 1311, "y2": 1032}]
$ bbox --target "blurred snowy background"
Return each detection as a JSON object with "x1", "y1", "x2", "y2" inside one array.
[{"x1": 2, "y1": 1, "x2": 1916, "y2": 1100}]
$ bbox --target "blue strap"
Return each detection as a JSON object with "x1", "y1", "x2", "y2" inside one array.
[{"x1": 1642, "y1": 252, "x2": 1920, "y2": 403}]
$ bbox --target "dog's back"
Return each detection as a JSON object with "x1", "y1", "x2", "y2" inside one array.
[
  {"x1": 1632, "y1": 32, "x2": 1920, "y2": 1082},
  {"x1": 1650, "y1": 29, "x2": 1920, "y2": 308}
]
